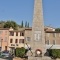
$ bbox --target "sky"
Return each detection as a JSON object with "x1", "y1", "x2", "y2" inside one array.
[{"x1": 0, "y1": 0, "x2": 60, "y2": 28}]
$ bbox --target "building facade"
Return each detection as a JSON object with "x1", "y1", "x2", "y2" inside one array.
[
  {"x1": 0, "y1": 28, "x2": 9, "y2": 51},
  {"x1": 8, "y1": 28, "x2": 25, "y2": 52},
  {"x1": 0, "y1": 27, "x2": 60, "y2": 52},
  {"x1": 45, "y1": 31, "x2": 60, "y2": 49}
]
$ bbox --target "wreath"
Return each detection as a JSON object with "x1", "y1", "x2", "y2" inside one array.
[{"x1": 35, "y1": 49, "x2": 42, "y2": 57}]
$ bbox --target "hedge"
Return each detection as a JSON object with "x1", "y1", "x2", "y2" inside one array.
[
  {"x1": 15, "y1": 47, "x2": 26, "y2": 58},
  {"x1": 47, "y1": 49, "x2": 60, "y2": 58}
]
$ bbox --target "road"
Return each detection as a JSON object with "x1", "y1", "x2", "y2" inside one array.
[
  {"x1": 0, "y1": 58, "x2": 7, "y2": 60},
  {"x1": 0, "y1": 58, "x2": 13, "y2": 60}
]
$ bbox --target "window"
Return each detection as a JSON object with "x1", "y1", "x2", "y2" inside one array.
[
  {"x1": 10, "y1": 31, "x2": 14, "y2": 36},
  {"x1": 26, "y1": 37, "x2": 30, "y2": 41},
  {"x1": 19, "y1": 39, "x2": 24, "y2": 43},
  {"x1": 22, "y1": 39, "x2": 24, "y2": 43},
  {"x1": 45, "y1": 40, "x2": 49, "y2": 45},
  {"x1": 20, "y1": 32, "x2": 24, "y2": 36},
  {"x1": 53, "y1": 40, "x2": 56, "y2": 45},
  {"x1": 16, "y1": 32, "x2": 18, "y2": 36},
  {"x1": 10, "y1": 39, "x2": 13, "y2": 43},
  {"x1": 53, "y1": 33, "x2": 56, "y2": 37},
  {"x1": 15, "y1": 39, "x2": 18, "y2": 43}
]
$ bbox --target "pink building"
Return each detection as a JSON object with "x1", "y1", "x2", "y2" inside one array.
[{"x1": 0, "y1": 28, "x2": 9, "y2": 51}]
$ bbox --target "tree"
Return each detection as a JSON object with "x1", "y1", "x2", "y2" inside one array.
[
  {"x1": 21, "y1": 21, "x2": 24, "y2": 28},
  {"x1": 25, "y1": 21, "x2": 27, "y2": 28},
  {"x1": 0, "y1": 21, "x2": 5, "y2": 28},
  {"x1": 55, "y1": 28, "x2": 60, "y2": 32},
  {"x1": 27, "y1": 22, "x2": 29, "y2": 28},
  {"x1": 4, "y1": 21, "x2": 18, "y2": 30},
  {"x1": 25, "y1": 21, "x2": 29, "y2": 28}
]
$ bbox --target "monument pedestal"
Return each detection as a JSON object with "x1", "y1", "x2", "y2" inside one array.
[
  {"x1": 28, "y1": 56, "x2": 52, "y2": 60},
  {"x1": 28, "y1": 57, "x2": 42, "y2": 60}
]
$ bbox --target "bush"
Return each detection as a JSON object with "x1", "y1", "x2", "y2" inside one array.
[
  {"x1": 15, "y1": 47, "x2": 26, "y2": 58},
  {"x1": 47, "y1": 49, "x2": 60, "y2": 58}
]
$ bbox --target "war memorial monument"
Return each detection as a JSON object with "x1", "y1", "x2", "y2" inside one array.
[
  {"x1": 28, "y1": 0, "x2": 46, "y2": 60},
  {"x1": 32, "y1": 0, "x2": 45, "y2": 56}
]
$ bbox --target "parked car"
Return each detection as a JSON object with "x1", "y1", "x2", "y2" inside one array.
[{"x1": 1, "y1": 51, "x2": 10, "y2": 58}]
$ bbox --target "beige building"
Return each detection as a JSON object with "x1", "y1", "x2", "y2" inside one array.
[
  {"x1": 24, "y1": 28, "x2": 32, "y2": 44},
  {"x1": 8, "y1": 28, "x2": 25, "y2": 51},
  {"x1": 25, "y1": 27, "x2": 60, "y2": 50},
  {"x1": 45, "y1": 30, "x2": 60, "y2": 49}
]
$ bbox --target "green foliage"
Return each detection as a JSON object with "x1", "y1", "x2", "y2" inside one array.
[
  {"x1": 27, "y1": 22, "x2": 29, "y2": 28},
  {"x1": 4, "y1": 21, "x2": 18, "y2": 30},
  {"x1": 25, "y1": 21, "x2": 29, "y2": 28},
  {"x1": 21, "y1": 21, "x2": 24, "y2": 28},
  {"x1": 0, "y1": 21, "x2": 5, "y2": 28},
  {"x1": 15, "y1": 47, "x2": 26, "y2": 58},
  {"x1": 48, "y1": 49, "x2": 60, "y2": 58},
  {"x1": 55, "y1": 28, "x2": 60, "y2": 31},
  {"x1": 0, "y1": 20, "x2": 30, "y2": 29},
  {"x1": 25, "y1": 21, "x2": 27, "y2": 28}
]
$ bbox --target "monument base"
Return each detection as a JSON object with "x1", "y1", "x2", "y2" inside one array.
[
  {"x1": 28, "y1": 57, "x2": 42, "y2": 60},
  {"x1": 28, "y1": 56, "x2": 52, "y2": 60}
]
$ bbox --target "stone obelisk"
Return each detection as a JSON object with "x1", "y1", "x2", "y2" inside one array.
[{"x1": 31, "y1": 0, "x2": 45, "y2": 56}]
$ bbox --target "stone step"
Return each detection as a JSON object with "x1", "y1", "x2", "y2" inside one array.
[{"x1": 28, "y1": 57, "x2": 52, "y2": 60}]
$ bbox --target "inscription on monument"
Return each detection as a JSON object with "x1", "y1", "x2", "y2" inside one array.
[{"x1": 34, "y1": 31, "x2": 41, "y2": 41}]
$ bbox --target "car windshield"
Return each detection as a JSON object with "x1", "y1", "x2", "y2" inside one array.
[
  {"x1": 2, "y1": 50, "x2": 9, "y2": 53},
  {"x1": 1, "y1": 51, "x2": 9, "y2": 55}
]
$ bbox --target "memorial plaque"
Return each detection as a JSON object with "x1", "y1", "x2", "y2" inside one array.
[{"x1": 34, "y1": 31, "x2": 41, "y2": 41}]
